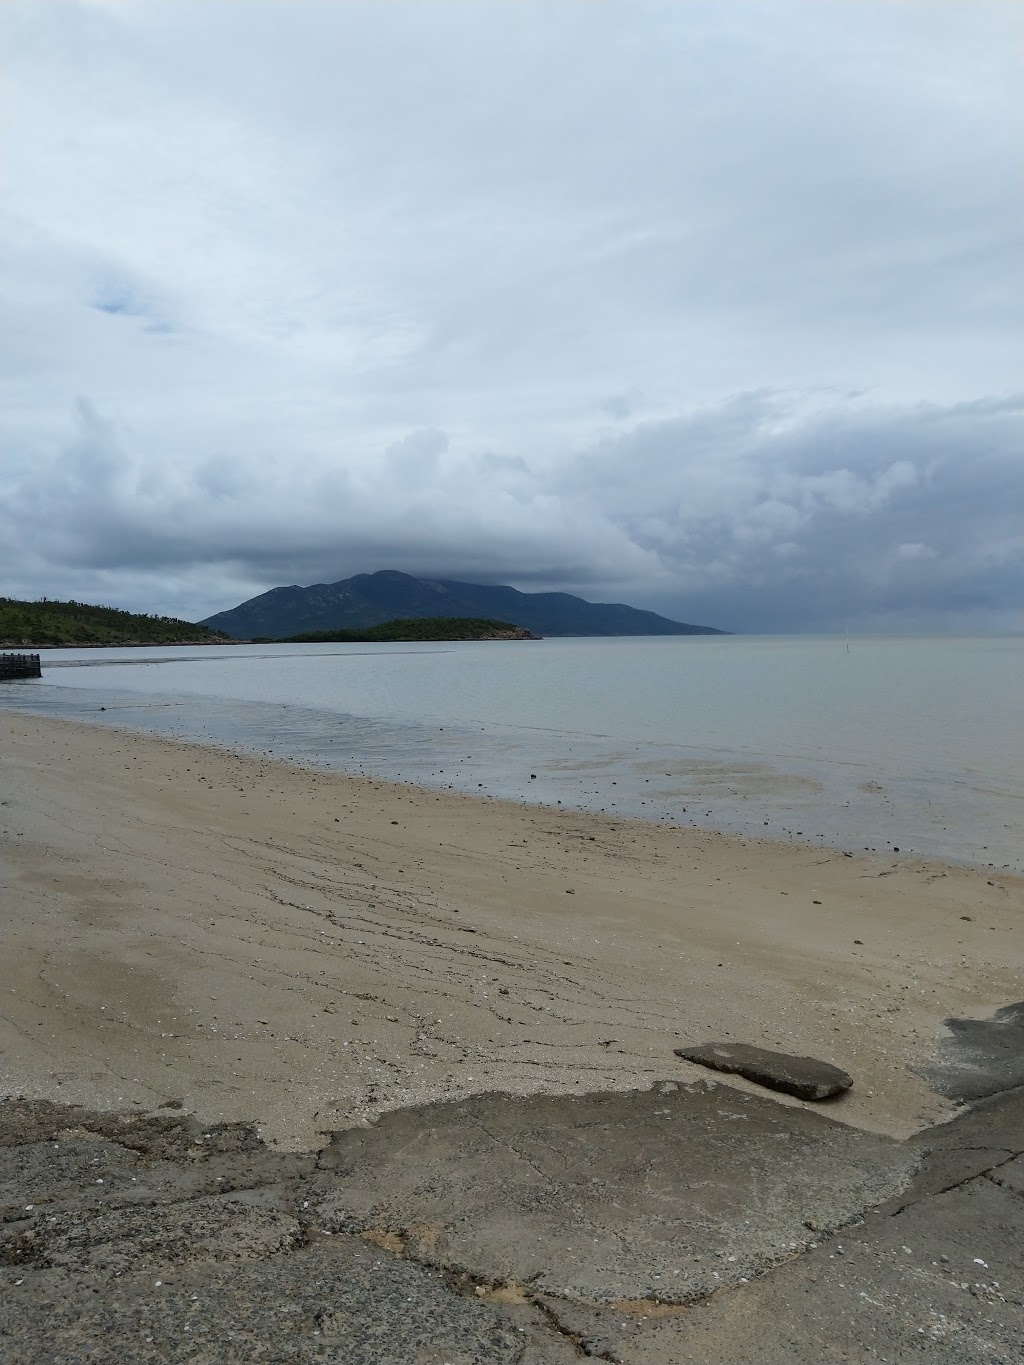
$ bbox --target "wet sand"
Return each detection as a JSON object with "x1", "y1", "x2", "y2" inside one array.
[{"x1": 1, "y1": 709, "x2": 1020, "y2": 1149}]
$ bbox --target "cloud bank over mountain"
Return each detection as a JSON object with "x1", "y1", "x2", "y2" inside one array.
[{"x1": 2, "y1": 1, "x2": 1021, "y2": 632}]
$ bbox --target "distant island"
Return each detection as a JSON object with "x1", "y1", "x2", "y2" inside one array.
[
  {"x1": 202, "y1": 569, "x2": 725, "y2": 639},
  {"x1": 3, "y1": 574, "x2": 725, "y2": 648},
  {"x1": 272, "y1": 617, "x2": 537, "y2": 643},
  {"x1": 0, "y1": 598, "x2": 231, "y2": 648}
]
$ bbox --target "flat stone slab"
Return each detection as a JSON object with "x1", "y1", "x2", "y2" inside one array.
[
  {"x1": 675, "y1": 1042, "x2": 853, "y2": 1100},
  {"x1": 316, "y1": 1081, "x2": 908, "y2": 1304}
]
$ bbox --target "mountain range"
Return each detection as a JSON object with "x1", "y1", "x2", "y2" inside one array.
[{"x1": 200, "y1": 570, "x2": 725, "y2": 639}]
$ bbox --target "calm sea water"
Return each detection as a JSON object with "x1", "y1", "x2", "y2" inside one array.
[{"x1": 2, "y1": 635, "x2": 1021, "y2": 871}]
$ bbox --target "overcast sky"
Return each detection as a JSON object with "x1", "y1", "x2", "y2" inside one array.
[{"x1": 2, "y1": 1, "x2": 1021, "y2": 633}]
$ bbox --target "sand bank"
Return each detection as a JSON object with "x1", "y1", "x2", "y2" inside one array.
[{"x1": 1, "y1": 710, "x2": 1019, "y2": 1148}]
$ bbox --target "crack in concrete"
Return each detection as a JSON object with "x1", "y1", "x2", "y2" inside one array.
[
  {"x1": 983, "y1": 1168, "x2": 1024, "y2": 1201},
  {"x1": 533, "y1": 1295, "x2": 623, "y2": 1362},
  {"x1": 878, "y1": 1141, "x2": 1024, "y2": 1219},
  {"x1": 469, "y1": 1116, "x2": 553, "y2": 1182}
]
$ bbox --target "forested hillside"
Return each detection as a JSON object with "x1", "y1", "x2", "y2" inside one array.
[{"x1": 0, "y1": 598, "x2": 231, "y2": 647}]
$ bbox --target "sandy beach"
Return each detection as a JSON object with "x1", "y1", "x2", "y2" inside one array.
[{"x1": 2, "y1": 709, "x2": 1019, "y2": 1151}]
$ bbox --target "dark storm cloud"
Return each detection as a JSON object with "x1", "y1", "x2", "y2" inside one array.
[
  {"x1": 1, "y1": 1, "x2": 1021, "y2": 630},
  {"x1": 5, "y1": 389, "x2": 1019, "y2": 633},
  {"x1": 577, "y1": 393, "x2": 1022, "y2": 631}
]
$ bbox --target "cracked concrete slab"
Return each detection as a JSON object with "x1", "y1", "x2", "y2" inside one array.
[
  {"x1": 316, "y1": 1081, "x2": 919, "y2": 1303},
  {"x1": 611, "y1": 1169, "x2": 1024, "y2": 1365},
  {"x1": 1, "y1": 1084, "x2": 1021, "y2": 1364},
  {"x1": 549, "y1": 1088, "x2": 1024, "y2": 1364},
  {"x1": 0, "y1": 1101, "x2": 572, "y2": 1365},
  {"x1": 918, "y1": 1082, "x2": 1024, "y2": 1155}
]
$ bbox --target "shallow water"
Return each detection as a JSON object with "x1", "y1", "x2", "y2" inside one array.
[{"x1": 3, "y1": 635, "x2": 1021, "y2": 870}]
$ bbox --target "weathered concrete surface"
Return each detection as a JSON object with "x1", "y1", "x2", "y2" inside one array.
[
  {"x1": 571, "y1": 1177, "x2": 1024, "y2": 1365},
  {"x1": 2, "y1": 1085, "x2": 1022, "y2": 1364},
  {"x1": 1, "y1": 1243, "x2": 560, "y2": 1365},
  {"x1": 316, "y1": 1082, "x2": 914, "y2": 1302},
  {"x1": 989, "y1": 1155, "x2": 1024, "y2": 1198},
  {"x1": 674, "y1": 1041, "x2": 854, "y2": 1100},
  {"x1": 549, "y1": 1085, "x2": 1024, "y2": 1364},
  {"x1": 0, "y1": 1099, "x2": 570, "y2": 1365},
  {"x1": 875, "y1": 1082, "x2": 1024, "y2": 1216},
  {"x1": 924, "y1": 1001, "x2": 1024, "y2": 1102}
]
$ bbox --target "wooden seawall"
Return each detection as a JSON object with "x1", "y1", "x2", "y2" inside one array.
[{"x1": 0, "y1": 653, "x2": 42, "y2": 681}]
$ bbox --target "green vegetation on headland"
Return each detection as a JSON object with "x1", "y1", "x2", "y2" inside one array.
[
  {"x1": 0, "y1": 598, "x2": 231, "y2": 647},
  {"x1": 273, "y1": 616, "x2": 539, "y2": 643},
  {"x1": 0, "y1": 599, "x2": 538, "y2": 646}
]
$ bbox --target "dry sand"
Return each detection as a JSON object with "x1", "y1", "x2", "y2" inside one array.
[{"x1": 1, "y1": 709, "x2": 1020, "y2": 1149}]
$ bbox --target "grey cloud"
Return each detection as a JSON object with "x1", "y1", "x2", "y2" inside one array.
[
  {"x1": 1, "y1": 2, "x2": 1021, "y2": 630},
  {"x1": 383, "y1": 428, "x2": 449, "y2": 481},
  {"x1": 577, "y1": 394, "x2": 1022, "y2": 624},
  {"x1": 3, "y1": 390, "x2": 1019, "y2": 632}
]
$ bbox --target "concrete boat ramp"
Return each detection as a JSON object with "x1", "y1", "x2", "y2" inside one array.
[{"x1": 2, "y1": 1077, "x2": 1022, "y2": 1364}]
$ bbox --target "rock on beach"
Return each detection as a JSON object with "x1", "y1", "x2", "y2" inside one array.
[{"x1": 675, "y1": 1042, "x2": 854, "y2": 1101}]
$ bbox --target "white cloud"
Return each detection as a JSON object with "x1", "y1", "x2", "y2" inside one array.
[{"x1": 895, "y1": 542, "x2": 937, "y2": 562}]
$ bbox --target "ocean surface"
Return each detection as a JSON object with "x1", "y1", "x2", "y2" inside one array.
[{"x1": 2, "y1": 635, "x2": 1021, "y2": 871}]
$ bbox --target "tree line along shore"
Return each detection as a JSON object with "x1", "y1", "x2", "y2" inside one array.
[{"x1": 0, "y1": 597, "x2": 536, "y2": 647}]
